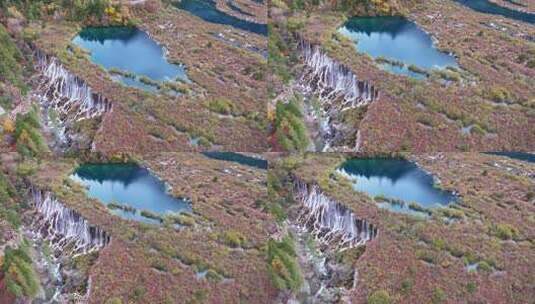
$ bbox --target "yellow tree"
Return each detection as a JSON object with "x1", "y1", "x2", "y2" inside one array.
[{"x1": 2, "y1": 118, "x2": 15, "y2": 133}]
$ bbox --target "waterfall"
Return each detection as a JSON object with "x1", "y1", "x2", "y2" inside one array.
[
  {"x1": 293, "y1": 180, "x2": 377, "y2": 251},
  {"x1": 33, "y1": 50, "x2": 112, "y2": 122},
  {"x1": 298, "y1": 39, "x2": 379, "y2": 112},
  {"x1": 286, "y1": 38, "x2": 379, "y2": 152},
  {"x1": 31, "y1": 188, "x2": 110, "y2": 257}
]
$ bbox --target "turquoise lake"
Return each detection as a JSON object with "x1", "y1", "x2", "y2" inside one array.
[
  {"x1": 72, "y1": 27, "x2": 188, "y2": 91},
  {"x1": 71, "y1": 164, "x2": 191, "y2": 224},
  {"x1": 338, "y1": 158, "x2": 457, "y2": 213},
  {"x1": 338, "y1": 16, "x2": 458, "y2": 78}
]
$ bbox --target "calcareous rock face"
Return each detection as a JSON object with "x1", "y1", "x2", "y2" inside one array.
[
  {"x1": 298, "y1": 39, "x2": 379, "y2": 112},
  {"x1": 20, "y1": 187, "x2": 111, "y2": 302},
  {"x1": 33, "y1": 49, "x2": 112, "y2": 148},
  {"x1": 293, "y1": 39, "x2": 379, "y2": 152},
  {"x1": 31, "y1": 188, "x2": 110, "y2": 256},
  {"x1": 293, "y1": 179, "x2": 378, "y2": 251},
  {"x1": 34, "y1": 50, "x2": 112, "y2": 121},
  {"x1": 286, "y1": 179, "x2": 377, "y2": 303}
]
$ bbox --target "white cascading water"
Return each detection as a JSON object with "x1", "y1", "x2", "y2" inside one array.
[
  {"x1": 33, "y1": 49, "x2": 111, "y2": 124},
  {"x1": 31, "y1": 188, "x2": 110, "y2": 257},
  {"x1": 293, "y1": 180, "x2": 377, "y2": 251},
  {"x1": 354, "y1": 130, "x2": 362, "y2": 152},
  {"x1": 298, "y1": 39, "x2": 379, "y2": 113},
  {"x1": 284, "y1": 39, "x2": 379, "y2": 152}
]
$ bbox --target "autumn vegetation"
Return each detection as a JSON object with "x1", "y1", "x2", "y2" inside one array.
[
  {"x1": 1, "y1": 0, "x2": 135, "y2": 25},
  {"x1": 1, "y1": 242, "x2": 40, "y2": 299},
  {"x1": 270, "y1": 0, "x2": 534, "y2": 152},
  {"x1": 278, "y1": 153, "x2": 534, "y2": 303}
]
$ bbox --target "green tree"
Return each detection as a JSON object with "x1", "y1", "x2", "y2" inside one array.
[
  {"x1": 266, "y1": 236, "x2": 303, "y2": 291},
  {"x1": 13, "y1": 106, "x2": 46, "y2": 157},
  {"x1": 0, "y1": 24, "x2": 24, "y2": 89},
  {"x1": 274, "y1": 97, "x2": 309, "y2": 152},
  {"x1": 1, "y1": 242, "x2": 40, "y2": 299},
  {"x1": 368, "y1": 290, "x2": 391, "y2": 304}
]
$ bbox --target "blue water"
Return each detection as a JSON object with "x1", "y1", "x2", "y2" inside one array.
[
  {"x1": 71, "y1": 164, "x2": 191, "y2": 224},
  {"x1": 176, "y1": 0, "x2": 267, "y2": 36},
  {"x1": 202, "y1": 152, "x2": 268, "y2": 169},
  {"x1": 72, "y1": 27, "x2": 188, "y2": 90},
  {"x1": 338, "y1": 16, "x2": 458, "y2": 77},
  {"x1": 338, "y1": 158, "x2": 457, "y2": 210},
  {"x1": 485, "y1": 152, "x2": 535, "y2": 163},
  {"x1": 454, "y1": 0, "x2": 535, "y2": 24}
]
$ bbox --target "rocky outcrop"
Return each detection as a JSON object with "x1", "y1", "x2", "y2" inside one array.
[
  {"x1": 31, "y1": 188, "x2": 110, "y2": 256},
  {"x1": 293, "y1": 179, "x2": 377, "y2": 251}
]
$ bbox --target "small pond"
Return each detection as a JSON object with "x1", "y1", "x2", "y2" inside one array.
[
  {"x1": 72, "y1": 27, "x2": 188, "y2": 91},
  {"x1": 337, "y1": 158, "x2": 457, "y2": 214},
  {"x1": 202, "y1": 152, "x2": 268, "y2": 169},
  {"x1": 454, "y1": 0, "x2": 535, "y2": 24},
  {"x1": 176, "y1": 0, "x2": 268, "y2": 36},
  {"x1": 71, "y1": 163, "x2": 191, "y2": 224},
  {"x1": 338, "y1": 16, "x2": 458, "y2": 78}
]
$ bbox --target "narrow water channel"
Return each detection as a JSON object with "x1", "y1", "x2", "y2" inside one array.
[
  {"x1": 485, "y1": 152, "x2": 535, "y2": 163},
  {"x1": 175, "y1": 0, "x2": 268, "y2": 36},
  {"x1": 201, "y1": 152, "x2": 268, "y2": 169},
  {"x1": 454, "y1": 0, "x2": 535, "y2": 24}
]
